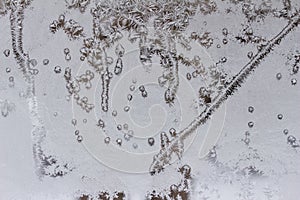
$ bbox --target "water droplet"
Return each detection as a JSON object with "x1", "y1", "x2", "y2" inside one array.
[
  {"x1": 277, "y1": 114, "x2": 283, "y2": 120},
  {"x1": 148, "y1": 137, "x2": 155, "y2": 146},
  {"x1": 104, "y1": 137, "x2": 110, "y2": 144},
  {"x1": 276, "y1": 73, "x2": 282, "y2": 80},
  {"x1": 77, "y1": 135, "x2": 83, "y2": 142},
  {"x1": 43, "y1": 59, "x2": 49, "y2": 65},
  {"x1": 248, "y1": 121, "x2": 254, "y2": 128},
  {"x1": 283, "y1": 129, "x2": 288, "y2": 135},
  {"x1": 54, "y1": 66, "x2": 62, "y2": 73},
  {"x1": 248, "y1": 106, "x2": 254, "y2": 113},
  {"x1": 116, "y1": 138, "x2": 122, "y2": 146},
  {"x1": 3, "y1": 49, "x2": 10, "y2": 57},
  {"x1": 291, "y1": 78, "x2": 297, "y2": 85}
]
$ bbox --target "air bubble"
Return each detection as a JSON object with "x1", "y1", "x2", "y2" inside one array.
[{"x1": 222, "y1": 38, "x2": 228, "y2": 44}]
